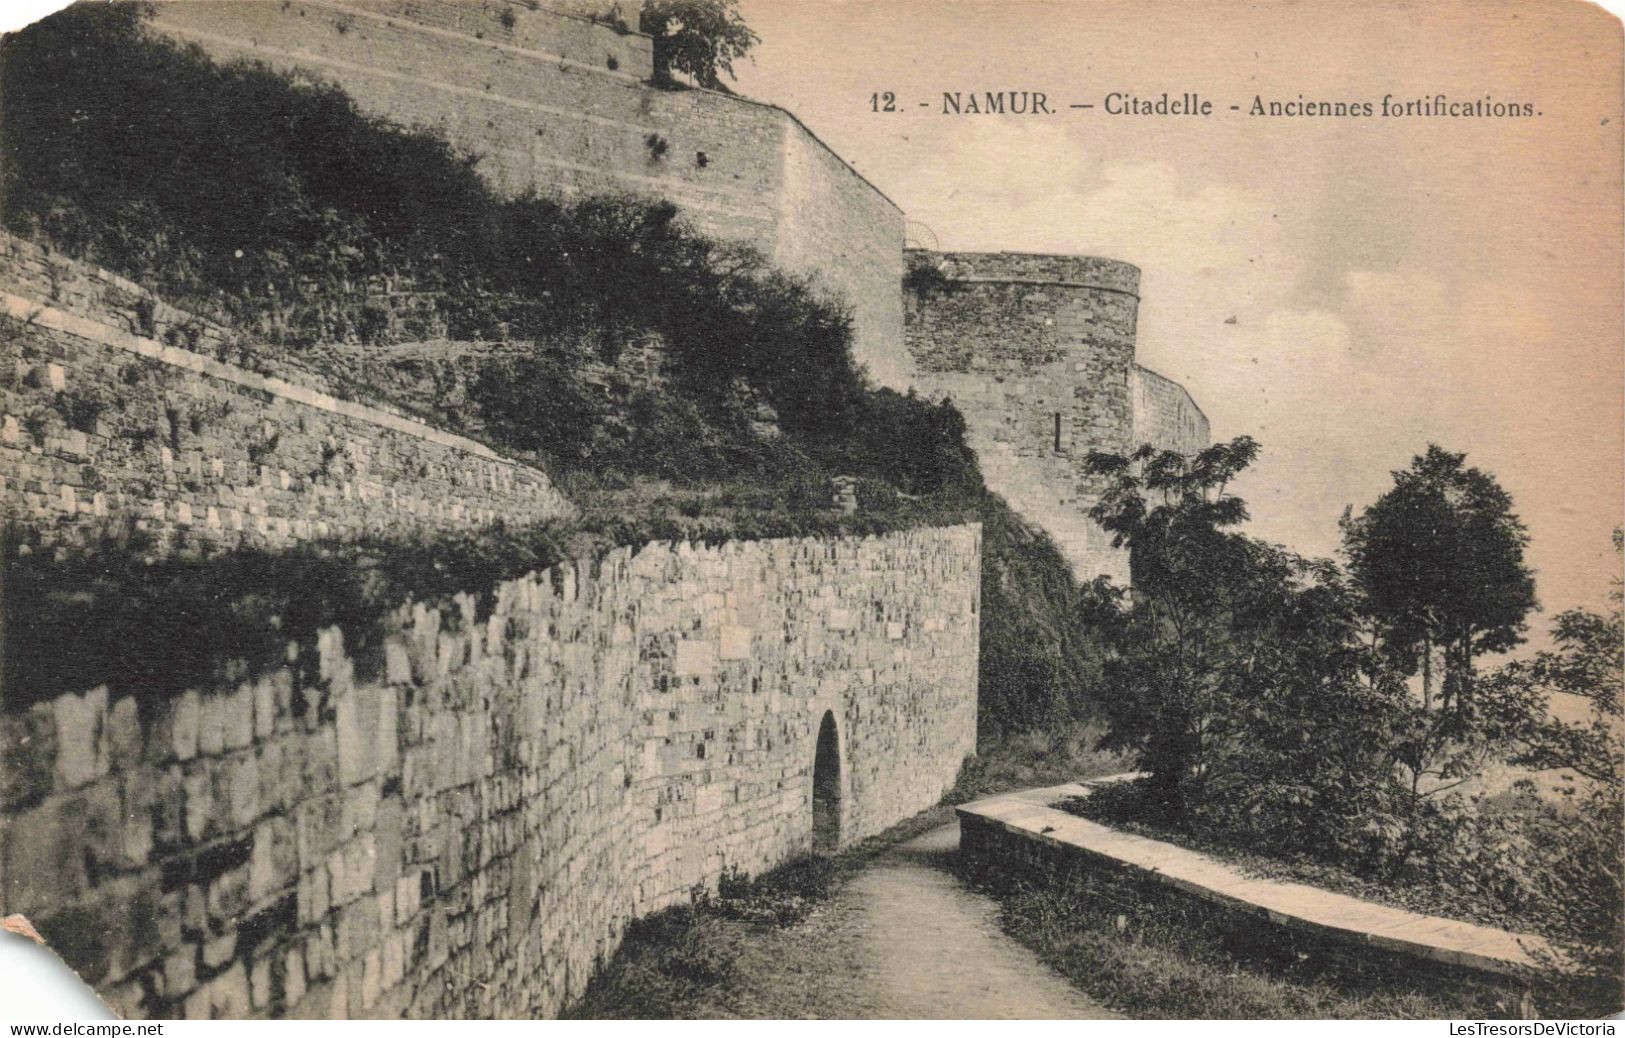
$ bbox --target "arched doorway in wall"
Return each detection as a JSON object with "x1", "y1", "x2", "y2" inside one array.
[{"x1": 812, "y1": 710, "x2": 841, "y2": 854}]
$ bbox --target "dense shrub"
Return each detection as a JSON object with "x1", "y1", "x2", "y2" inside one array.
[
  {"x1": 1480, "y1": 535, "x2": 1625, "y2": 984},
  {"x1": 975, "y1": 504, "x2": 1115, "y2": 735},
  {"x1": 1523, "y1": 787, "x2": 1623, "y2": 1001},
  {"x1": 1082, "y1": 439, "x2": 1621, "y2": 1001}
]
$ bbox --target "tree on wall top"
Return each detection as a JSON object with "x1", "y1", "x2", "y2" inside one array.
[
  {"x1": 639, "y1": 0, "x2": 759, "y2": 90},
  {"x1": 1340, "y1": 444, "x2": 1537, "y2": 714}
]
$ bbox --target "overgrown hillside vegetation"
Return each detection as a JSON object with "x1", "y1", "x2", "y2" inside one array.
[
  {"x1": 0, "y1": 3, "x2": 1103, "y2": 734},
  {"x1": 0, "y1": 3, "x2": 950, "y2": 488}
]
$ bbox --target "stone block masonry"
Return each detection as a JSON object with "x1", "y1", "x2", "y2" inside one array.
[
  {"x1": 904, "y1": 250, "x2": 1210, "y2": 583},
  {"x1": 145, "y1": 0, "x2": 906, "y2": 390},
  {"x1": 0, "y1": 524, "x2": 981, "y2": 1018},
  {"x1": 1133, "y1": 365, "x2": 1210, "y2": 457},
  {"x1": 0, "y1": 234, "x2": 572, "y2": 551}
]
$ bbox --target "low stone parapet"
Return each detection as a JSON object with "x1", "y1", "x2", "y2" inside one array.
[{"x1": 956, "y1": 786, "x2": 1554, "y2": 978}]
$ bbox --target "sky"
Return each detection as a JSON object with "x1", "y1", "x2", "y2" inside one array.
[{"x1": 732, "y1": 0, "x2": 1624, "y2": 622}]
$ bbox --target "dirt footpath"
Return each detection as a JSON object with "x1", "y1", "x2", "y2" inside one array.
[{"x1": 687, "y1": 823, "x2": 1120, "y2": 1019}]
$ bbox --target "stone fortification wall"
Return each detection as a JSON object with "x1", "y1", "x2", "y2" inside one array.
[
  {"x1": 1133, "y1": 365, "x2": 1211, "y2": 457},
  {"x1": 0, "y1": 525, "x2": 981, "y2": 1019},
  {"x1": 0, "y1": 234, "x2": 572, "y2": 551},
  {"x1": 144, "y1": 0, "x2": 905, "y2": 387},
  {"x1": 777, "y1": 118, "x2": 908, "y2": 386},
  {"x1": 903, "y1": 249, "x2": 1142, "y2": 584}
]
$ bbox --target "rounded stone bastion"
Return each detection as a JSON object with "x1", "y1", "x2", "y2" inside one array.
[
  {"x1": 901, "y1": 248, "x2": 1147, "y2": 586},
  {"x1": 902, "y1": 249, "x2": 1142, "y2": 376}
]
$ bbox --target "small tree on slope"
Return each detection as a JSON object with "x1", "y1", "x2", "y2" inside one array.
[
  {"x1": 1086, "y1": 437, "x2": 1411, "y2": 840},
  {"x1": 1341, "y1": 445, "x2": 1537, "y2": 714}
]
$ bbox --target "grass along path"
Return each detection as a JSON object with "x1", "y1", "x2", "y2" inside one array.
[
  {"x1": 564, "y1": 727, "x2": 1541, "y2": 1019},
  {"x1": 570, "y1": 821, "x2": 1117, "y2": 1019},
  {"x1": 960, "y1": 862, "x2": 1536, "y2": 1019}
]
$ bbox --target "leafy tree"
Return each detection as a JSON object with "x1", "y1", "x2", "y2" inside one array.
[
  {"x1": 1485, "y1": 618, "x2": 1622, "y2": 787},
  {"x1": 1194, "y1": 555, "x2": 1422, "y2": 864},
  {"x1": 1084, "y1": 436, "x2": 1407, "y2": 826},
  {"x1": 1084, "y1": 438, "x2": 1261, "y2": 812},
  {"x1": 638, "y1": 0, "x2": 759, "y2": 89},
  {"x1": 1085, "y1": 437, "x2": 1475, "y2": 856},
  {"x1": 1341, "y1": 445, "x2": 1537, "y2": 713},
  {"x1": 1086, "y1": 441, "x2": 1617, "y2": 994},
  {"x1": 1481, "y1": 529, "x2": 1622, "y2": 787}
]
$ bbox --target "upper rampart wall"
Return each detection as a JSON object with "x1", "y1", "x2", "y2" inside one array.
[
  {"x1": 1133, "y1": 365, "x2": 1211, "y2": 457},
  {"x1": 145, "y1": 0, "x2": 905, "y2": 386},
  {"x1": 778, "y1": 114, "x2": 908, "y2": 386},
  {"x1": 0, "y1": 234, "x2": 572, "y2": 551}
]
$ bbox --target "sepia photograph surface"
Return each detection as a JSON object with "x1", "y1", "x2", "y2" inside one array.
[{"x1": 0, "y1": 0, "x2": 1620, "y2": 1022}]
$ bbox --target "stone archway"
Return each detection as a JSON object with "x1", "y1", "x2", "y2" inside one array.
[{"x1": 812, "y1": 710, "x2": 842, "y2": 853}]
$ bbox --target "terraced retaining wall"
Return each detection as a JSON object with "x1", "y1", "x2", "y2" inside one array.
[
  {"x1": 0, "y1": 233, "x2": 573, "y2": 552},
  {"x1": 145, "y1": 0, "x2": 908, "y2": 390}
]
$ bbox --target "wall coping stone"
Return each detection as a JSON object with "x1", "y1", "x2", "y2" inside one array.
[
  {"x1": 907, "y1": 249, "x2": 1141, "y2": 298},
  {"x1": 957, "y1": 784, "x2": 1559, "y2": 976}
]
